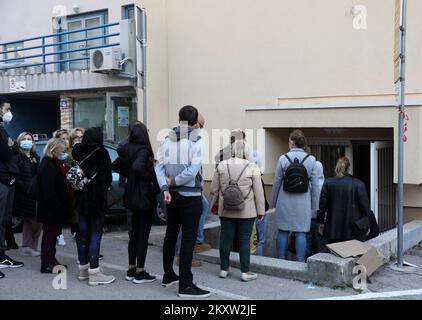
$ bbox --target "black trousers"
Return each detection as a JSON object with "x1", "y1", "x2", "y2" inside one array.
[
  {"x1": 163, "y1": 192, "x2": 202, "y2": 289},
  {"x1": 128, "y1": 210, "x2": 154, "y2": 268},
  {"x1": 5, "y1": 218, "x2": 17, "y2": 247},
  {"x1": 41, "y1": 224, "x2": 61, "y2": 266}
]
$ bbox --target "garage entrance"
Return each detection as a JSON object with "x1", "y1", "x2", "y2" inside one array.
[{"x1": 3, "y1": 95, "x2": 60, "y2": 139}]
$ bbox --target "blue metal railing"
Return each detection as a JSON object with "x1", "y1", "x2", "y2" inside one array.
[{"x1": 0, "y1": 22, "x2": 120, "y2": 73}]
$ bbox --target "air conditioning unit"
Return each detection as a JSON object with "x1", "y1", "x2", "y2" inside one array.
[{"x1": 90, "y1": 47, "x2": 122, "y2": 73}]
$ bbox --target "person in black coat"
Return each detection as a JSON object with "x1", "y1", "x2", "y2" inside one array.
[
  {"x1": 37, "y1": 138, "x2": 70, "y2": 273},
  {"x1": 112, "y1": 122, "x2": 158, "y2": 284},
  {"x1": 0, "y1": 97, "x2": 24, "y2": 273},
  {"x1": 72, "y1": 127, "x2": 114, "y2": 285},
  {"x1": 13, "y1": 132, "x2": 42, "y2": 257},
  {"x1": 317, "y1": 157, "x2": 371, "y2": 244}
]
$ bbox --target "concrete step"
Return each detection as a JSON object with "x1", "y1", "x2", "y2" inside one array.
[{"x1": 196, "y1": 249, "x2": 309, "y2": 282}]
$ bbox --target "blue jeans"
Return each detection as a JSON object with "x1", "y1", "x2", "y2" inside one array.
[
  {"x1": 254, "y1": 215, "x2": 266, "y2": 256},
  {"x1": 77, "y1": 215, "x2": 104, "y2": 269},
  {"x1": 276, "y1": 230, "x2": 307, "y2": 262},
  {"x1": 176, "y1": 196, "x2": 209, "y2": 255}
]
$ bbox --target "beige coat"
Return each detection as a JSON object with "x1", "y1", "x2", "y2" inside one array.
[{"x1": 210, "y1": 158, "x2": 265, "y2": 219}]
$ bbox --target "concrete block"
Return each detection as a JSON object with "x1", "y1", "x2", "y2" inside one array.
[
  {"x1": 203, "y1": 217, "x2": 422, "y2": 287},
  {"x1": 307, "y1": 253, "x2": 355, "y2": 287}
]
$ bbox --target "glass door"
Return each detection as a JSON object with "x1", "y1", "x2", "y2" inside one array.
[
  {"x1": 107, "y1": 93, "x2": 137, "y2": 143},
  {"x1": 67, "y1": 19, "x2": 86, "y2": 70},
  {"x1": 73, "y1": 97, "x2": 107, "y2": 137}
]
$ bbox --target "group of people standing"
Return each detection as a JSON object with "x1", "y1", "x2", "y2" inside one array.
[
  {"x1": 0, "y1": 97, "x2": 115, "y2": 284},
  {"x1": 0, "y1": 97, "x2": 377, "y2": 298}
]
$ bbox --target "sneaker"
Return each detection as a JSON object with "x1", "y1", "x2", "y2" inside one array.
[
  {"x1": 178, "y1": 283, "x2": 212, "y2": 298},
  {"x1": 57, "y1": 234, "x2": 66, "y2": 246},
  {"x1": 52, "y1": 259, "x2": 67, "y2": 269},
  {"x1": 21, "y1": 247, "x2": 41, "y2": 257},
  {"x1": 40, "y1": 264, "x2": 54, "y2": 274},
  {"x1": 195, "y1": 242, "x2": 212, "y2": 253},
  {"x1": 88, "y1": 267, "x2": 115, "y2": 286},
  {"x1": 133, "y1": 271, "x2": 157, "y2": 284},
  {"x1": 126, "y1": 267, "x2": 136, "y2": 281},
  {"x1": 241, "y1": 272, "x2": 258, "y2": 282},
  {"x1": 162, "y1": 273, "x2": 179, "y2": 287},
  {"x1": 219, "y1": 269, "x2": 230, "y2": 278},
  {"x1": 0, "y1": 271, "x2": 4, "y2": 279},
  {"x1": 0, "y1": 256, "x2": 24, "y2": 269},
  {"x1": 99, "y1": 254, "x2": 103, "y2": 261}
]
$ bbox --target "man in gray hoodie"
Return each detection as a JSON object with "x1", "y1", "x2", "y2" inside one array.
[{"x1": 155, "y1": 105, "x2": 211, "y2": 298}]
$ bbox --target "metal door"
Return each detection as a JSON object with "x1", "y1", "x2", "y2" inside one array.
[{"x1": 370, "y1": 141, "x2": 396, "y2": 232}]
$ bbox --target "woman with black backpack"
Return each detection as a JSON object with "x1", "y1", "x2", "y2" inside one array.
[
  {"x1": 112, "y1": 122, "x2": 158, "y2": 284},
  {"x1": 72, "y1": 127, "x2": 114, "y2": 286},
  {"x1": 269, "y1": 130, "x2": 320, "y2": 262}
]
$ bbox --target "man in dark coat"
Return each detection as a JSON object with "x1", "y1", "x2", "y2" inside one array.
[{"x1": 0, "y1": 97, "x2": 23, "y2": 275}]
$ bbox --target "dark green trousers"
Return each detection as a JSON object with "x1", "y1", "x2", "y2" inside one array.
[{"x1": 219, "y1": 217, "x2": 255, "y2": 273}]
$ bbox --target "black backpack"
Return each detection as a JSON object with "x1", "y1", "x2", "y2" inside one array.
[{"x1": 282, "y1": 154, "x2": 311, "y2": 193}]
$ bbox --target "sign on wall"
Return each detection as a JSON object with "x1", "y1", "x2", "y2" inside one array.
[
  {"x1": 117, "y1": 106, "x2": 129, "y2": 127},
  {"x1": 9, "y1": 78, "x2": 26, "y2": 92}
]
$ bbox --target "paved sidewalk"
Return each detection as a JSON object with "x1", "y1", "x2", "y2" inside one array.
[{"x1": 0, "y1": 228, "x2": 353, "y2": 300}]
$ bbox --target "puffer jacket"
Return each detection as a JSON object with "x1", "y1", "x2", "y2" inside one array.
[
  {"x1": 72, "y1": 143, "x2": 112, "y2": 217},
  {"x1": 13, "y1": 151, "x2": 39, "y2": 218},
  {"x1": 113, "y1": 143, "x2": 159, "y2": 212}
]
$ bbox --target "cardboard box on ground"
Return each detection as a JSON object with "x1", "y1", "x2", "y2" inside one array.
[{"x1": 326, "y1": 240, "x2": 386, "y2": 277}]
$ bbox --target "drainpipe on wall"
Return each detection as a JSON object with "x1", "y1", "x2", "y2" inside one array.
[{"x1": 140, "y1": 8, "x2": 147, "y2": 127}]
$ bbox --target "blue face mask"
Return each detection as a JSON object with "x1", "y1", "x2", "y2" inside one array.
[
  {"x1": 20, "y1": 140, "x2": 33, "y2": 150},
  {"x1": 58, "y1": 153, "x2": 68, "y2": 161}
]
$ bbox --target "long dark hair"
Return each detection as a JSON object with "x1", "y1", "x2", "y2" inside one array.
[
  {"x1": 129, "y1": 122, "x2": 154, "y2": 157},
  {"x1": 82, "y1": 127, "x2": 103, "y2": 146}
]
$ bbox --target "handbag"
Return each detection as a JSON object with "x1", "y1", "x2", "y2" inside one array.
[
  {"x1": 66, "y1": 147, "x2": 99, "y2": 191},
  {"x1": 350, "y1": 176, "x2": 370, "y2": 240}
]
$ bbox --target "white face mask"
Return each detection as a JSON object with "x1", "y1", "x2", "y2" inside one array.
[{"x1": 2, "y1": 111, "x2": 13, "y2": 123}]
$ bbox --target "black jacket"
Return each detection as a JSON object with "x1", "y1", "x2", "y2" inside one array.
[
  {"x1": 72, "y1": 143, "x2": 112, "y2": 216},
  {"x1": 13, "y1": 151, "x2": 40, "y2": 218},
  {"x1": 0, "y1": 124, "x2": 19, "y2": 185},
  {"x1": 37, "y1": 157, "x2": 69, "y2": 226},
  {"x1": 317, "y1": 174, "x2": 371, "y2": 242},
  {"x1": 113, "y1": 143, "x2": 159, "y2": 212}
]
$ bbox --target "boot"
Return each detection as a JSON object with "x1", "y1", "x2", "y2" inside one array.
[
  {"x1": 78, "y1": 264, "x2": 89, "y2": 281},
  {"x1": 88, "y1": 267, "x2": 115, "y2": 286},
  {"x1": 195, "y1": 242, "x2": 212, "y2": 253},
  {"x1": 176, "y1": 256, "x2": 202, "y2": 267}
]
